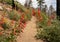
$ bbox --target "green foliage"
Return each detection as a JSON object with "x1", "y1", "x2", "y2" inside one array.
[
  {"x1": 8, "y1": 10, "x2": 21, "y2": 21},
  {"x1": 36, "y1": 12, "x2": 48, "y2": 28},
  {"x1": 1, "y1": 22, "x2": 11, "y2": 30},
  {"x1": 0, "y1": 0, "x2": 12, "y2": 5},
  {"x1": 36, "y1": 20, "x2": 47, "y2": 28},
  {"x1": 0, "y1": 32, "x2": 16, "y2": 42},
  {"x1": 36, "y1": 20, "x2": 60, "y2": 42},
  {"x1": 57, "y1": 16, "x2": 60, "y2": 20},
  {"x1": 5, "y1": 0, "x2": 12, "y2": 5},
  {"x1": 15, "y1": 1, "x2": 27, "y2": 12},
  {"x1": 37, "y1": 0, "x2": 45, "y2": 10},
  {"x1": 25, "y1": 13, "x2": 32, "y2": 21},
  {"x1": 0, "y1": 0, "x2": 1, "y2": 2}
]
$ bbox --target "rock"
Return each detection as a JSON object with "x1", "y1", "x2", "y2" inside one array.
[{"x1": 0, "y1": 6, "x2": 3, "y2": 11}]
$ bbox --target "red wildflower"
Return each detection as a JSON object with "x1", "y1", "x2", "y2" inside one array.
[
  {"x1": 0, "y1": 21, "x2": 4, "y2": 25},
  {"x1": 0, "y1": 26, "x2": 3, "y2": 30},
  {"x1": 13, "y1": 29, "x2": 16, "y2": 35},
  {"x1": 11, "y1": 20, "x2": 15, "y2": 24},
  {"x1": 18, "y1": 9, "x2": 22, "y2": 13},
  {"x1": 32, "y1": 8, "x2": 35, "y2": 16},
  {"x1": 1, "y1": 17, "x2": 4, "y2": 22},
  {"x1": 19, "y1": 22, "x2": 24, "y2": 29},
  {"x1": 21, "y1": 14, "x2": 25, "y2": 21},
  {"x1": 0, "y1": 32, "x2": 3, "y2": 35},
  {"x1": 22, "y1": 14, "x2": 25, "y2": 18},
  {"x1": 51, "y1": 14, "x2": 55, "y2": 19},
  {"x1": 23, "y1": 22, "x2": 26, "y2": 28},
  {"x1": 47, "y1": 19, "x2": 51, "y2": 26},
  {"x1": 39, "y1": 15, "x2": 43, "y2": 22},
  {"x1": 38, "y1": 8, "x2": 41, "y2": 16}
]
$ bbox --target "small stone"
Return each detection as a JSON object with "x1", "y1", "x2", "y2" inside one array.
[{"x1": 0, "y1": 6, "x2": 3, "y2": 11}]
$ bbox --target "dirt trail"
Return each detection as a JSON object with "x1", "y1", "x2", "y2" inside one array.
[{"x1": 17, "y1": 16, "x2": 43, "y2": 42}]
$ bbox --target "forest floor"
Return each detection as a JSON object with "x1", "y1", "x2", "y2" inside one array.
[{"x1": 17, "y1": 16, "x2": 43, "y2": 42}]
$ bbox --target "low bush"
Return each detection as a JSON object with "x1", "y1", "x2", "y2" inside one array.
[
  {"x1": 36, "y1": 20, "x2": 60, "y2": 42},
  {"x1": 7, "y1": 10, "x2": 21, "y2": 21}
]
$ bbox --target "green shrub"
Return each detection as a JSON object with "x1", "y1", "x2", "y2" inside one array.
[
  {"x1": 36, "y1": 20, "x2": 60, "y2": 42},
  {"x1": 25, "y1": 13, "x2": 31, "y2": 21},
  {"x1": 8, "y1": 10, "x2": 21, "y2": 21},
  {"x1": 0, "y1": 31, "x2": 17, "y2": 42},
  {"x1": 1, "y1": 22, "x2": 11, "y2": 30}
]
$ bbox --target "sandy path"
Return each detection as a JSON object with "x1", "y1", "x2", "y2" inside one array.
[{"x1": 17, "y1": 16, "x2": 43, "y2": 42}]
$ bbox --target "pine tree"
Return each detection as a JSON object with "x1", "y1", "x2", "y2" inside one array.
[
  {"x1": 49, "y1": 5, "x2": 55, "y2": 16},
  {"x1": 37, "y1": 0, "x2": 45, "y2": 10},
  {"x1": 25, "y1": 0, "x2": 32, "y2": 8},
  {"x1": 49, "y1": 5, "x2": 54, "y2": 15}
]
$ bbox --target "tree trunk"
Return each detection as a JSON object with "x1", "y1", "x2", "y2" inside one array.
[
  {"x1": 57, "y1": 0, "x2": 60, "y2": 20},
  {"x1": 12, "y1": 0, "x2": 15, "y2": 9},
  {"x1": 39, "y1": 3, "x2": 41, "y2": 11}
]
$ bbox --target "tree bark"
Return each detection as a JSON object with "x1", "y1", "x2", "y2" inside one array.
[
  {"x1": 57, "y1": 0, "x2": 60, "y2": 20},
  {"x1": 12, "y1": 0, "x2": 15, "y2": 9}
]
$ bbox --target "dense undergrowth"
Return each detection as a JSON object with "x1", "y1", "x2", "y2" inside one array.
[
  {"x1": 35, "y1": 9, "x2": 60, "y2": 42},
  {"x1": 0, "y1": 2, "x2": 32, "y2": 42}
]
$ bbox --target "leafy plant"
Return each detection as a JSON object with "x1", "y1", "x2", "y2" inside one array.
[
  {"x1": 25, "y1": 13, "x2": 31, "y2": 21},
  {"x1": 36, "y1": 19, "x2": 60, "y2": 42},
  {"x1": 8, "y1": 10, "x2": 21, "y2": 21},
  {"x1": 1, "y1": 22, "x2": 10, "y2": 30},
  {"x1": 0, "y1": 31, "x2": 17, "y2": 42}
]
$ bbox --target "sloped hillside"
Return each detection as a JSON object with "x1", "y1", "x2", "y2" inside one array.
[
  {"x1": 0, "y1": 1, "x2": 59, "y2": 42},
  {"x1": 0, "y1": 2, "x2": 32, "y2": 42}
]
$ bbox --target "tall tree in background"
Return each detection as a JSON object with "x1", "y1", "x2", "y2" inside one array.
[
  {"x1": 25, "y1": 0, "x2": 32, "y2": 8},
  {"x1": 37, "y1": 0, "x2": 45, "y2": 10},
  {"x1": 49, "y1": 5, "x2": 54, "y2": 16},
  {"x1": 12, "y1": 0, "x2": 15, "y2": 9},
  {"x1": 42, "y1": 5, "x2": 47, "y2": 13},
  {"x1": 24, "y1": 0, "x2": 27, "y2": 7},
  {"x1": 45, "y1": 5, "x2": 47, "y2": 12},
  {"x1": 29, "y1": 0, "x2": 32, "y2": 7}
]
